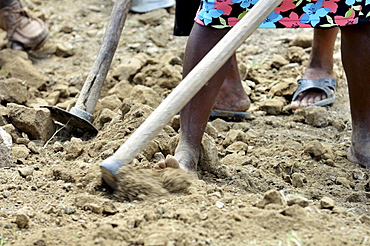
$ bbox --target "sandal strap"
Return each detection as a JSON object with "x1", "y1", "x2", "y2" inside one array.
[{"x1": 292, "y1": 78, "x2": 337, "y2": 101}]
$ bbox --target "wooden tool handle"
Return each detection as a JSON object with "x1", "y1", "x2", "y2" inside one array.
[
  {"x1": 74, "y1": 0, "x2": 132, "y2": 114},
  {"x1": 113, "y1": 0, "x2": 283, "y2": 163}
]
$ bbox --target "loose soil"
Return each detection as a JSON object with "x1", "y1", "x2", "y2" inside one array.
[{"x1": 1, "y1": 0, "x2": 370, "y2": 245}]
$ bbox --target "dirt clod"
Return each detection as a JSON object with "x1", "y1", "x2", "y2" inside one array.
[
  {"x1": 320, "y1": 196, "x2": 335, "y2": 209},
  {"x1": 256, "y1": 189, "x2": 286, "y2": 208},
  {"x1": 18, "y1": 166, "x2": 34, "y2": 177},
  {"x1": 15, "y1": 213, "x2": 30, "y2": 228}
]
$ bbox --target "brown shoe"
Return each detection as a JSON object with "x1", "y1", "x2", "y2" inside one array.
[{"x1": 0, "y1": 0, "x2": 49, "y2": 50}]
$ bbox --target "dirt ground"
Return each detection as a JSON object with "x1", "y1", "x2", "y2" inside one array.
[{"x1": 1, "y1": 0, "x2": 370, "y2": 245}]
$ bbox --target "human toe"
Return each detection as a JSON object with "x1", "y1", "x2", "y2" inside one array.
[
  {"x1": 291, "y1": 100, "x2": 300, "y2": 109},
  {"x1": 291, "y1": 94, "x2": 304, "y2": 109},
  {"x1": 154, "y1": 155, "x2": 180, "y2": 169}
]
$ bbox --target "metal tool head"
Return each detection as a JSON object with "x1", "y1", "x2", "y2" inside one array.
[
  {"x1": 42, "y1": 105, "x2": 98, "y2": 136},
  {"x1": 99, "y1": 156, "x2": 124, "y2": 190}
]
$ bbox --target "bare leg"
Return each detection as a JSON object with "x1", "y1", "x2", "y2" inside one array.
[
  {"x1": 157, "y1": 24, "x2": 230, "y2": 171},
  {"x1": 291, "y1": 28, "x2": 338, "y2": 109},
  {"x1": 213, "y1": 54, "x2": 251, "y2": 111},
  {"x1": 340, "y1": 23, "x2": 370, "y2": 167}
]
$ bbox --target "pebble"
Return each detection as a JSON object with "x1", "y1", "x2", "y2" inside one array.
[
  {"x1": 15, "y1": 213, "x2": 30, "y2": 228},
  {"x1": 286, "y1": 195, "x2": 310, "y2": 207},
  {"x1": 18, "y1": 166, "x2": 34, "y2": 177},
  {"x1": 27, "y1": 141, "x2": 40, "y2": 154},
  {"x1": 60, "y1": 25, "x2": 73, "y2": 33},
  {"x1": 255, "y1": 189, "x2": 286, "y2": 208},
  {"x1": 52, "y1": 141, "x2": 63, "y2": 152},
  {"x1": 335, "y1": 177, "x2": 351, "y2": 189},
  {"x1": 291, "y1": 173, "x2": 306, "y2": 188},
  {"x1": 87, "y1": 5, "x2": 101, "y2": 12},
  {"x1": 320, "y1": 196, "x2": 335, "y2": 209},
  {"x1": 3, "y1": 190, "x2": 11, "y2": 198},
  {"x1": 61, "y1": 206, "x2": 76, "y2": 215},
  {"x1": 102, "y1": 201, "x2": 118, "y2": 215},
  {"x1": 19, "y1": 206, "x2": 36, "y2": 218},
  {"x1": 212, "y1": 192, "x2": 222, "y2": 199},
  {"x1": 12, "y1": 145, "x2": 30, "y2": 159},
  {"x1": 215, "y1": 201, "x2": 224, "y2": 209},
  {"x1": 352, "y1": 170, "x2": 366, "y2": 180},
  {"x1": 33, "y1": 240, "x2": 46, "y2": 246}
]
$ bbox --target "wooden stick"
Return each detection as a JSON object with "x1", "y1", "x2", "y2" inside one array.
[
  {"x1": 74, "y1": 0, "x2": 132, "y2": 114},
  {"x1": 112, "y1": 0, "x2": 283, "y2": 164}
]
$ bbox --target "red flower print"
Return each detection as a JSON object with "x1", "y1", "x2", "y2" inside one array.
[
  {"x1": 322, "y1": 0, "x2": 340, "y2": 12},
  {"x1": 280, "y1": 12, "x2": 312, "y2": 28},
  {"x1": 228, "y1": 17, "x2": 240, "y2": 26},
  {"x1": 214, "y1": 0, "x2": 234, "y2": 15},
  {"x1": 275, "y1": 0, "x2": 296, "y2": 14}
]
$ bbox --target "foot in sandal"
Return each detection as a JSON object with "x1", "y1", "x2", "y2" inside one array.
[
  {"x1": 291, "y1": 28, "x2": 338, "y2": 109},
  {"x1": 291, "y1": 76, "x2": 336, "y2": 109}
]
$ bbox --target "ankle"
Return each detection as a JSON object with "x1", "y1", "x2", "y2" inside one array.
[
  {"x1": 303, "y1": 66, "x2": 335, "y2": 80},
  {"x1": 174, "y1": 147, "x2": 199, "y2": 171}
]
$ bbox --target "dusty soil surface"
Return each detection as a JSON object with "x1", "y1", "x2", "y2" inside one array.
[{"x1": 1, "y1": 0, "x2": 370, "y2": 245}]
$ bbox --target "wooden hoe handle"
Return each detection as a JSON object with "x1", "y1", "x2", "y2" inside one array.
[{"x1": 100, "y1": 0, "x2": 284, "y2": 180}]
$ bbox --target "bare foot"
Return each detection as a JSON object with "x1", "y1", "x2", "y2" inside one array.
[
  {"x1": 155, "y1": 155, "x2": 180, "y2": 169},
  {"x1": 291, "y1": 67, "x2": 335, "y2": 109},
  {"x1": 214, "y1": 55, "x2": 250, "y2": 112},
  {"x1": 155, "y1": 149, "x2": 199, "y2": 172},
  {"x1": 214, "y1": 80, "x2": 251, "y2": 112},
  {"x1": 347, "y1": 145, "x2": 370, "y2": 168}
]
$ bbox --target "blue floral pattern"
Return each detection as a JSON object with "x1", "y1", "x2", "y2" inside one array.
[
  {"x1": 259, "y1": 12, "x2": 283, "y2": 28},
  {"x1": 231, "y1": 0, "x2": 259, "y2": 8},
  {"x1": 300, "y1": 0, "x2": 330, "y2": 26},
  {"x1": 198, "y1": 1, "x2": 225, "y2": 25},
  {"x1": 195, "y1": 0, "x2": 370, "y2": 28}
]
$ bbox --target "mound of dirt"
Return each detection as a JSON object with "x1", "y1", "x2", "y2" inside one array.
[{"x1": 114, "y1": 166, "x2": 193, "y2": 202}]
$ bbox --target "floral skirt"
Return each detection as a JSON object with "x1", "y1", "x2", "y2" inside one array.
[{"x1": 195, "y1": 0, "x2": 370, "y2": 28}]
